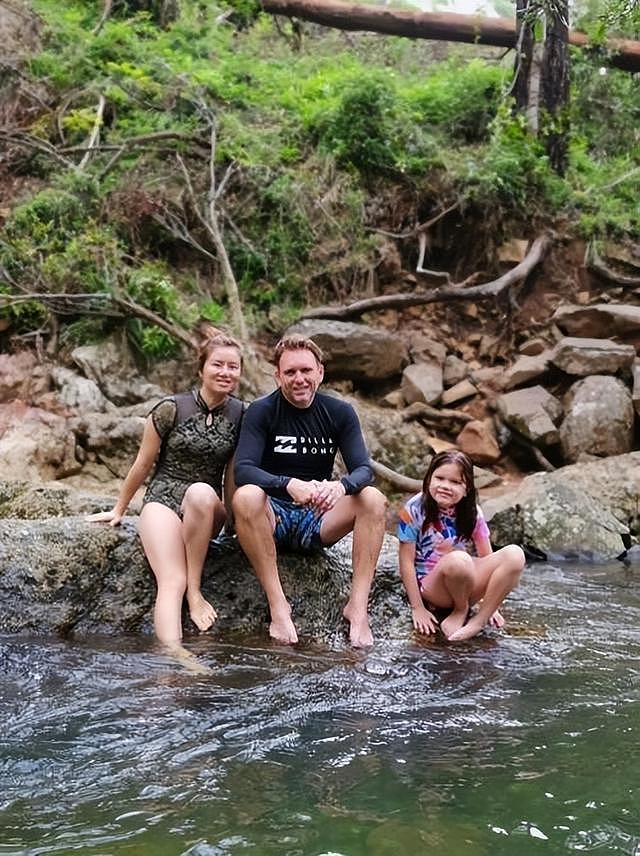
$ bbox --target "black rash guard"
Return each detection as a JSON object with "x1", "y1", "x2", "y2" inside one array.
[{"x1": 234, "y1": 389, "x2": 374, "y2": 500}]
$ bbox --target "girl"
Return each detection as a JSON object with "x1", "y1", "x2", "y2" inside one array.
[
  {"x1": 87, "y1": 326, "x2": 244, "y2": 650},
  {"x1": 397, "y1": 449, "x2": 524, "y2": 641}
]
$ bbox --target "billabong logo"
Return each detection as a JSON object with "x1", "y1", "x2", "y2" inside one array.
[{"x1": 274, "y1": 435, "x2": 297, "y2": 454}]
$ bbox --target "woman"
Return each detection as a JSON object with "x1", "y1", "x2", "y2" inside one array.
[{"x1": 87, "y1": 327, "x2": 243, "y2": 647}]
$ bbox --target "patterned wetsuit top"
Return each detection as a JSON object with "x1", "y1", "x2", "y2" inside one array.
[
  {"x1": 143, "y1": 391, "x2": 244, "y2": 516},
  {"x1": 397, "y1": 492, "x2": 490, "y2": 585}
]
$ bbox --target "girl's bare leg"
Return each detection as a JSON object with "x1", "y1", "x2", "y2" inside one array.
[
  {"x1": 421, "y1": 552, "x2": 476, "y2": 639},
  {"x1": 181, "y1": 483, "x2": 227, "y2": 632},
  {"x1": 448, "y1": 545, "x2": 525, "y2": 641},
  {"x1": 138, "y1": 503, "x2": 188, "y2": 644}
]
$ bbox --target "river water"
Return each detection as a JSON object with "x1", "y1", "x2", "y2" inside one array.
[{"x1": 2, "y1": 562, "x2": 640, "y2": 855}]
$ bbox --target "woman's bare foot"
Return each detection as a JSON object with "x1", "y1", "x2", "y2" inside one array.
[
  {"x1": 162, "y1": 641, "x2": 212, "y2": 674},
  {"x1": 447, "y1": 615, "x2": 486, "y2": 641},
  {"x1": 188, "y1": 593, "x2": 217, "y2": 632},
  {"x1": 440, "y1": 608, "x2": 468, "y2": 639},
  {"x1": 343, "y1": 603, "x2": 374, "y2": 648}
]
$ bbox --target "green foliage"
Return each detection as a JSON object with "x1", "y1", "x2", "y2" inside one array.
[
  {"x1": 0, "y1": 287, "x2": 48, "y2": 334},
  {"x1": 198, "y1": 299, "x2": 226, "y2": 324},
  {"x1": 126, "y1": 264, "x2": 182, "y2": 320},
  {"x1": 405, "y1": 60, "x2": 507, "y2": 142},
  {"x1": 127, "y1": 319, "x2": 181, "y2": 359},
  {"x1": 59, "y1": 317, "x2": 108, "y2": 347}
]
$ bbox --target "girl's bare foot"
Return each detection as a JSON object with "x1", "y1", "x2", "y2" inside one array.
[
  {"x1": 448, "y1": 615, "x2": 486, "y2": 641},
  {"x1": 188, "y1": 593, "x2": 217, "y2": 632},
  {"x1": 441, "y1": 608, "x2": 468, "y2": 639}
]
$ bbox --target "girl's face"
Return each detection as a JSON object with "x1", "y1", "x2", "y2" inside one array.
[
  {"x1": 200, "y1": 345, "x2": 242, "y2": 398},
  {"x1": 428, "y1": 461, "x2": 467, "y2": 509}
]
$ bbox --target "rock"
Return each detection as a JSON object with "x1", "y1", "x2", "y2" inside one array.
[
  {"x1": 381, "y1": 390, "x2": 404, "y2": 408},
  {"x1": 401, "y1": 362, "x2": 443, "y2": 406},
  {"x1": 633, "y1": 359, "x2": 640, "y2": 416},
  {"x1": 287, "y1": 319, "x2": 408, "y2": 382},
  {"x1": 440, "y1": 378, "x2": 477, "y2": 406},
  {"x1": 51, "y1": 366, "x2": 114, "y2": 413},
  {"x1": 551, "y1": 337, "x2": 636, "y2": 376},
  {"x1": 503, "y1": 351, "x2": 553, "y2": 389},
  {"x1": 455, "y1": 419, "x2": 501, "y2": 465},
  {"x1": 0, "y1": 511, "x2": 408, "y2": 642},
  {"x1": 496, "y1": 386, "x2": 563, "y2": 447},
  {"x1": 497, "y1": 238, "x2": 529, "y2": 263},
  {"x1": 70, "y1": 410, "x2": 146, "y2": 478},
  {"x1": 484, "y1": 475, "x2": 628, "y2": 562},
  {"x1": 408, "y1": 334, "x2": 447, "y2": 366},
  {"x1": 442, "y1": 354, "x2": 468, "y2": 387},
  {"x1": 71, "y1": 337, "x2": 167, "y2": 405},
  {"x1": 0, "y1": 351, "x2": 51, "y2": 403},
  {"x1": 559, "y1": 375, "x2": 634, "y2": 462},
  {"x1": 553, "y1": 303, "x2": 640, "y2": 338},
  {"x1": 0, "y1": 401, "x2": 80, "y2": 480},
  {"x1": 469, "y1": 366, "x2": 506, "y2": 392},
  {"x1": 0, "y1": 480, "x2": 115, "y2": 519},
  {"x1": 518, "y1": 337, "x2": 549, "y2": 357}
]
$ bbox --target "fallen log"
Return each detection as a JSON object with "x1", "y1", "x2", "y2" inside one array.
[
  {"x1": 261, "y1": 0, "x2": 640, "y2": 73},
  {"x1": 302, "y1": 234, "x2": 551, "y2": 321}
]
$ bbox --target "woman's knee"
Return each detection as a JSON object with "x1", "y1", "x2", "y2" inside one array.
[
  {"x1": 182, "y1": 482, "x2": 221, "y2": 516},
  {"x1": 232, "y1": 484, "x2": 268, "y2": 519},
  {"x1": 153, "y1": 567, "x2": 187, "y2": 596}
]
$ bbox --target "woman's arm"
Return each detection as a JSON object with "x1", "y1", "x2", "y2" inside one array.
[
  {"x1": 86, "y1": 416, "x2": 161, "y2": 526},
  {"x1": 399, "y1": 540, "x2": 439, "y2": 634}
]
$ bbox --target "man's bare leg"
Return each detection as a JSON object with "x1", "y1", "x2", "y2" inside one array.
[
  {"x1": 321, "y1": 486, "x2": 386, "y2": 647},
  {"x1": 182, "y1": 483, "x2": 227, "y2": 632},
  {"x1": 448, "y1": 545, "x2": 525, "y2": 641},
  {"x1": 233, "y1": 485, "x2": 298, "y2": 644}
]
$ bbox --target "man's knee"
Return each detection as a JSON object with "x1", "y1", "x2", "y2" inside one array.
[
  {"x1": 356, "y1": 486, "x2": 387, "y2": 518},
  {"x1": 232, "y1": 484, "x2": 268, "y2": 519}
]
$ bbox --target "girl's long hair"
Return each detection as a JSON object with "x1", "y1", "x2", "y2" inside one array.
[{"x1": 420, "y1": 449, "x2": 477, "y2": 539}]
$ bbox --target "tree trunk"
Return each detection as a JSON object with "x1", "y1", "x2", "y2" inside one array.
[
  {"x1": 542, "y1": 2, "x2": 570, "y2": 175},
  {"x1": 513, "y1": 0, "x2": 534, "y2": 114},
  {"x1": 260, "y1": 0, "x2": 640, "y2": 73}
]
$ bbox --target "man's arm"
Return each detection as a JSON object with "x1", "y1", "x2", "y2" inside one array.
[
  {"x1": 336, "y1": 402, "x2": 374, "y2": 494},
  {"x1": 234, "y1": 401, "x2": 290, "y2": 494}
]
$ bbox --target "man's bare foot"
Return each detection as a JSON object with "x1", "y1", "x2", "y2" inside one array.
[
  {"x1": 441, "y1": 608, "x2": 468, "y2": 639},
  {"x1": 448, "y1": 615, "x2": 486, "y2": 641},
  {"x1": 188, "y1": 593, "x2": 217, "y2": 632},
  {"x1": 343, "y1": 604, "x2": 373, "y2": 648},
  {"x1": 269, "y1": 607, "x2": 299, "y2": 644}
]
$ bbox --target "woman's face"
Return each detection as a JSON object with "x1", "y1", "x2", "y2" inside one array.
[
  {"x1": 428, "y1": 461, "x2": 467, "y2": 510},
  {"x1": 200, "y1": 345, "x2": 242, "y2": 397}
]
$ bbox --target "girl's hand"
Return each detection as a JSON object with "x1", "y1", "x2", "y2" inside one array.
[
  {"x1": 85, "y1": 509, "x2": 123, "y2": 527},
  {"x1": 489, "y1": 609, "x2": 505, "y2": 628},
  {"x1": 411, "y1": 604, "x2": 439, "y2": 635}
]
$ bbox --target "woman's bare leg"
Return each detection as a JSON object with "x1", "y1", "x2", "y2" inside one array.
[
  {"x1": 181, "y1": 482, "x2": 226, "y2": 632},
  {"x1": 138, "y1": 502, "x2": 188, "y2": 644}
]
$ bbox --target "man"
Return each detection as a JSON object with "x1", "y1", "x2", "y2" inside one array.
[{"x1": 233, "y1": 334, "x2": 386, "y2": 647}]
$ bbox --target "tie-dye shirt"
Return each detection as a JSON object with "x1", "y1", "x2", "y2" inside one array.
[{"x1": 397, "y1": 492, "x2": 490, "y2": 585}]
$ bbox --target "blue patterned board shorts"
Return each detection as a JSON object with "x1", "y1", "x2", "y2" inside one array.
[{"x1": 270, "y1": 497, "x2": 324, "y2": 552}]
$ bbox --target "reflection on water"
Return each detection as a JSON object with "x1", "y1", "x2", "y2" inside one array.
[{"x1": 2, "y1": 563, "x2": 640, "y2": 855}]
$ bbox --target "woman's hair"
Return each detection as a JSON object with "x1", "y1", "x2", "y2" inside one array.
[
  {"x1": 420, "y1": 449, "x2": 477, "y2": 539},
  {"x1": 195, "y1": 323, "x2": 243, "y2": 372}
]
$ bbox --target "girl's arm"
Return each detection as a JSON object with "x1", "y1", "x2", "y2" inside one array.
[
  {"x1": 86, "y1": 416, "x2": 162, "y2": 526},
  {"x1": 474, "y1": 534, "x2": 493, "y2": 558},
  {"x1": 399, "y1": 540, "x2": 439, "y2": 635}
]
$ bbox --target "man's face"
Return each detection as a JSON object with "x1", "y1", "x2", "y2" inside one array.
[{"x1": 275, "y1": 347, "x2": 324, "y2": 409}]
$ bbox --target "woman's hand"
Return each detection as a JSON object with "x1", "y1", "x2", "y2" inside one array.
[
  {"x1": 85, "y1": 508, "x2": 124, "y2": 527},
  {"x1": 411, "y1": 604, "x2": 439, "y2": 635}
]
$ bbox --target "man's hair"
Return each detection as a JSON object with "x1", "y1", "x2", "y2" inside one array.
[{"x1": 273, "y1": 334, "x2": 324, "y2": 367}]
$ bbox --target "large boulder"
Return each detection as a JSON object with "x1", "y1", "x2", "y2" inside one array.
[
  {"x1": 559, "y1": 375, "x2": 634, "y2": 462},
  {"x1": 553, "y1": 303, "x2": 640, "y2": 339},
  {"x1": 71, "y1": 337, "x2": 167, "y2": 405},
  {"x1": 0, "y1": 351, "x2": 52, "y2": 403},
  {"x1": 0, "y1": 401, "x2": 80, "y2": 480},
  {"x1": 401, "y1": 362, "x2": 443, "y2": 406},
  {"x1": 483, "y1": 453, "x2": 640, "y2": 561},
  {"x1": 550, "y1": 337, "x2": 635, "y2": 377},
  {"x1": 287, "y1": 319, "x2": 408, "y2": 383},
  {"x1": 0, "y1": 505, "x2": 407, "y2": 642}
]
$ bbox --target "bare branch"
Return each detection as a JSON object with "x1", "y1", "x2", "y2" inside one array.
[
  {"x1": 78, "y1": 94, "x2": 106, "y2": 170},
  {"x1": 301, "y1": 234, "x2": 551, "y2": 320}
]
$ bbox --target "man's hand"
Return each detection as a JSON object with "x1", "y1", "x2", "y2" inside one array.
[
  {"x1": 310, "y1": 479, "x2": 346, "y2": 513},
  {"x1": 286, "y1": 478, "x2": 318, "y2": 506},
  {"x1": 411, "y1": 604, "x2": 439, "y2": 635}
]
